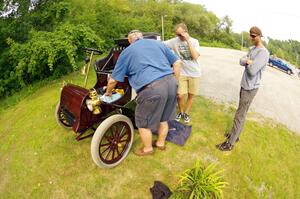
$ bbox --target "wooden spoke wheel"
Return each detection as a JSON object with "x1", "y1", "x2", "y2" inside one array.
[
  {"x1": 91, "y1": 114, "x2": 134, "y2": 168},
  {"x1": 55, "y1": 102, "x2": 72, "y2": 129}
]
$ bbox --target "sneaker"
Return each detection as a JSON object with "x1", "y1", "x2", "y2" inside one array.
[
  {"x1": 175, "y1": 112, "x2": 183, "y2": 121},
  {"x1": 224, "y1": 133, "x2": 239, "y2": 142},
  {"x1": 183, "y1": 113, "x2": 190, "y2": 123},
  {"x1": 216, "y1": 141, "x2": 233, "y2": 151}
]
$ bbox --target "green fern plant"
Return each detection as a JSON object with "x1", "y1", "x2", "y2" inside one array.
[{"x1": 173, "y1": 161, "x2": 228, "y2": 199}]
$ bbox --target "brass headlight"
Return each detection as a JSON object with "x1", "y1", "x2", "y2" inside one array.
[{"x1": 86, "y1": 89, "x2": 102, "y2": 115}]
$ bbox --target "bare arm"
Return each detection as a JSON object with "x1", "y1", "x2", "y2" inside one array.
[
  {"x1": 181, "y1": 32, "x2": 200, "y2": 60},
  {"x1": 105, "y1": 78, "x2": 118, "y2": 96},
  {"x1": 187, "y1": 40, "x2": 200, "y2": 60},
  {"x1": 172, "y1": 60, "x2": 182, "y2": 81}
]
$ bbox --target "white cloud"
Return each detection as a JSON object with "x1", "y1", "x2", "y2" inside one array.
[{"x1": 184, "y1": 0, "x2": 300, "y2": 41}]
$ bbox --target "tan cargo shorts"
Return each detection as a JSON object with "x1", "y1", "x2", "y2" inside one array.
[{"x1": 177, "y1": 76, "x2": 200, "y2": 95}]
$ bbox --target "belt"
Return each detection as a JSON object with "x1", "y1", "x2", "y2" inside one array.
[{"x1": 138, "y1": 74, "x2": 173, "y2": 94}]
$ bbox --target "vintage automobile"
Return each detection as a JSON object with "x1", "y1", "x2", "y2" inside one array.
[
  {"x1": 55, "y1": 33, "x2": 160, "y2": 168},
  {"x1": 268, "y1": 57, "x2": 293, "y2": 75}
]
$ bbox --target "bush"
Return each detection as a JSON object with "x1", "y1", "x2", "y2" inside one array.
[
  {"x1": 1, "y1": 23, "x2": 104, "y2": 98},
  {"x1": 173, "y1": 161, "x2": 228, "y2": 199}
]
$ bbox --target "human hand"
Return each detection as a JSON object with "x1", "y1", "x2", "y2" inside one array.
[
  {"x1": 246, "y1": 58, "x2": 253, "y2": 65},
  {"x1": 241, "y1": 55, "x2": 247, "y2": 61},
  {"x1": 105, "y1": 91, "x2": 112, "y2": 97},
  {"x1": 180, "y1": 31, "x2": 190, "y2": 41},
  {"x1": 240, "y1": 55, "x2": 248, "y2": 63}
]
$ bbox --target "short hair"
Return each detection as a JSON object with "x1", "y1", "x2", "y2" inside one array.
[
  {"x1": 249, "y1": 26, "x2": 263, "y2": 37},
  {"x1": 127, "y1": 29, "x2": 143, "y2": 43},
  {"x1": 128, "y1": 29, "x2": 142, "y2": 36},
  {"x1": 175, "y1": 23, "x2": 188, "y2": 32}
]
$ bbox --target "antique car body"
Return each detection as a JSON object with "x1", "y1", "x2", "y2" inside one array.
[{"x1": 55, "y1": 33, "x2": 160, "y2": 168}]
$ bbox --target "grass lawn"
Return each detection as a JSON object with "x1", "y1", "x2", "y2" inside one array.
[{"x1": 0, "y1": 71, "x2": 299, "y2": 199}]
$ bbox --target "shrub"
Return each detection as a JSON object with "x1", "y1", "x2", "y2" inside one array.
[
  {"x1": 173, "y1": 161, "x2": 228, "y2": 199},
  {"x1": 2, "y1": 23, "x2": 104, "y2": 97}
]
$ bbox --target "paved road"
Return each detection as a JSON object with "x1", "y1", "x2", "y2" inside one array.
[{"x1": 199, "y1": 47, "x2": 300, "y2": 135}]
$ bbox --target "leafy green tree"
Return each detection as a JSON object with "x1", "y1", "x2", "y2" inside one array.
[
  {"x1": 1, "y1": 23, "x2": 103, "y2": 97},
  {"x1": 267, "y1": 39, "x2": 300, "y2": 67},
  {"x1": 173, "y1": 2, "x2": 218, "y2": 38}
]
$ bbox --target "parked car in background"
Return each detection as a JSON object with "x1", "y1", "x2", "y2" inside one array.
[{"x1": 268, "y1": 57, "x2": 294, "y2": 75}]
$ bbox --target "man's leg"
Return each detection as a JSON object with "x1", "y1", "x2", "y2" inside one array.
[
  {"x1": 138, "y1": 128, "x2": 153, "y2": 153},
  {"x1": 177, "y1": 76, "x2": 188, "y2": 114},
  {"x1": 185, "y1": 93, "x2": 194, "y2": 114},
  {"x1": 177, "y1": 94, "x2": 185, "y2": 113},
  {"x1": 183, "y1": 77, "x2": 199, "y2": 123},
  {"x1": 228, "y1": 88, "x2": 258, "y2": 145},
  {"x1": 156, "y1": 121, "x2": 168, "y2": 147}
]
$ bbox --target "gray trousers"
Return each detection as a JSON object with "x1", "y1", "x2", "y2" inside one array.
[{"x1": 228, "y1": 87, "x2": 258, "y2": 145}]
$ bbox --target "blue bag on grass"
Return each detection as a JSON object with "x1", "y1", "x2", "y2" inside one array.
[
  {"x1": 153, "y1": 120, "x2": 192, "y2": 146},
  {"x1": 166, "y1": 120, "x2": 192, "y2": 146}
]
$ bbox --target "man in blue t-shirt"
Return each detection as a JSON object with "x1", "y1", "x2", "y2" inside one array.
[{"x1": 105, "y1": 30, "x2": 182, "y2": 156}]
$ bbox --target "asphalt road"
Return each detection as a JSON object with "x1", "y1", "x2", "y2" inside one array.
[{"x1": 198, "y1": 47, "x2": 300, "y2": 135}]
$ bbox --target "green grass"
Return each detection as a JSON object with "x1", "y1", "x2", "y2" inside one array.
[{"x1": 0, "y1": 70, "x2": 299, "y2": 199}]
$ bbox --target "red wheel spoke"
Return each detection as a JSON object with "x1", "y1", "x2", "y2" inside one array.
[
  {"x1": 116, "y1": 147, "x2": 120, "y2": 156},
  {"x1": 101, "y1": 145, "x2": 111, "y2": 155},
  {"x1": 119, "y1": 133, "x2": 128, "y2": 140},
  {"x1": 112, "y1": 146, "x2": 115, "y2": 160},
  {"x1": 105, "y1": 147, "x2": 113, "y2": 160},
  {"x1": 111, "y1": 125, "x2": 118, "y2": 138},
  {"x1": 119, "y1": 126, "x2": 127, "y2": 139},
  {"x1": 104, "y1": 130, "x2": 114, "y2": 141},
  {"x1": 103, "y1": 134, "x2": 110, "y2": 141},
  {"x1": 100, "y1": 142, "x2": 111, "y2": 147},
  {"x1": 119, "y1": 138, "x2": 129, "y2": 143}
]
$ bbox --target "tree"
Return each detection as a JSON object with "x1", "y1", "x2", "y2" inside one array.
[{"x1": 217, "y1": 15, "x2": 233, "y2": 34}]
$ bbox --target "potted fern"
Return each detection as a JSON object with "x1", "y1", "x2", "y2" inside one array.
[{"x1": 173, "y1": 161, "x2": 228, "y2": 199}]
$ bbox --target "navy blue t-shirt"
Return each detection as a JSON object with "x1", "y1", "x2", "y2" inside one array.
[{"x1": 112, "y1": 39, "x2": 178, "y2": 92}]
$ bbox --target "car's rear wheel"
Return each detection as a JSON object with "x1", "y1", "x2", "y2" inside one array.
[
  {"x1": 269, "y1": 62, "x2": 273, "y2": 67},
  {"x1": 55, "y1": 102, "x2": 72, "y2": 129},
  {"x1": 91, "y1": 114, "x2": 134, "y2": 168},
  {"x1": 287, "y1": 70, "x2": 292, "y2": 75}
]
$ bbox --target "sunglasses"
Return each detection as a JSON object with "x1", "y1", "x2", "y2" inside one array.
[{"x1": 250, "y1": 34, "x2": 258, "y2": 38}]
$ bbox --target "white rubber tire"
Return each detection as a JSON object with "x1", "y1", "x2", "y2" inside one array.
[{"x1": 91, "y1": 114, "x2": 134, "y2": 168}]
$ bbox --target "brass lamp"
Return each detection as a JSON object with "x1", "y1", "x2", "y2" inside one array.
[{"x1": 86, "y1": 89, "x2": 102, "y2": 115}]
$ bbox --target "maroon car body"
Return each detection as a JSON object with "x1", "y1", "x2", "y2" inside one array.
[{"x1": 57, "y1": 44, "x2": 132, "y2": 139}]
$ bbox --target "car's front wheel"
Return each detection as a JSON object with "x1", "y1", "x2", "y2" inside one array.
[
  {"x1": 287, "y1": 70, "x2": 292, "y2": 75},
  {"x1": 91, "y1": 114, "x2": 134, "y2": 168}
]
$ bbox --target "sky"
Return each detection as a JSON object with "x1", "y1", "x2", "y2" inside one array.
[{"x1": 184, "y1": 0, "x2": 300, "y2": 42}]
